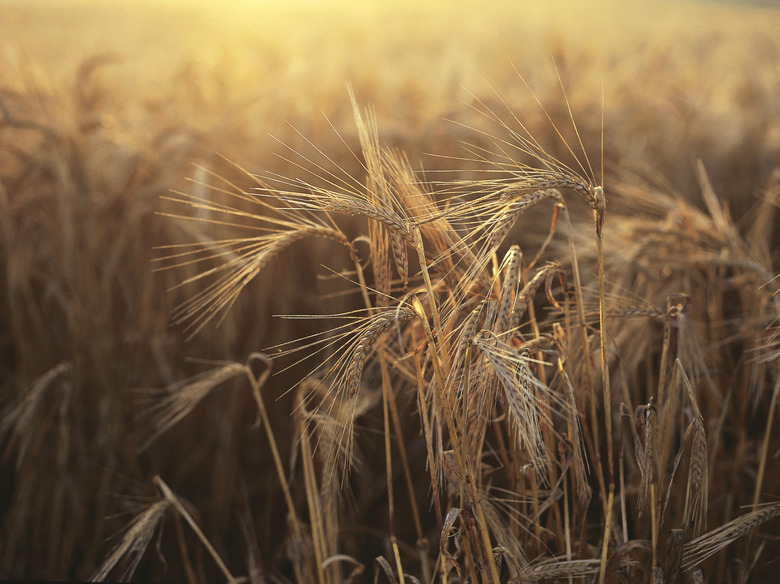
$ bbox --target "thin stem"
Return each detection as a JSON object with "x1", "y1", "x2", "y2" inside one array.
[
  {"x1": 411, "y1": 293, "x2": 500, "y2": 584},
  {"x1": 596, "y1": 230, "x2": 614, "y2": 488},
  {"x1": 297, "y1": 399, "x2": 328, "y2": 584},
  {"x1": 595, "y1": 192, "x2": 614, "y2": 584},
  {"x1": 752, "y1": 376, "x2": 780, "y2": 510},
  {"x1": 245, "y1": 355, "x2": 307, "y2": 560},
  {"x1": 381, "y1": 351, "x2": 406, "y2": 584},
  {"x1": 563, "y1": 205, "x2": 607, "y2": 509},
  {"x1": 598, "y1": 488, "x2": 614, "y2": 584},
  {"x1": 154, "y1": 476, "x2": 237, "y2": 584}
]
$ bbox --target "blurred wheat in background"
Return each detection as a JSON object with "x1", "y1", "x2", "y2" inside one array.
[{"x1": 1, "y1": 0, "x2": 779, "y2": 582}]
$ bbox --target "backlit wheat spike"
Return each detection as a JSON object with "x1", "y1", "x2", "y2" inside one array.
[
  {"x1": 517, "y1": 558, "x2": 601, "y2": 582},
  {"x1": 682, "y1": 503, "x2": 780, "y2": 571},
  {"x1": 89, "y1": 500, "x2": 171, "y2": 582},
  {"x1": 343, "y1": 305, "x2": 418, "y2": 400},
  {"x1": 397, "y1": 195, "x2": 473, "y2": 289},
  {"x1": 478, "y1": 493, "x2": 532, "y2": 576},
  {"x1": 434, "y1": 181, "x2": 565, "y2": 300},
  {"x1": 498, "y1": 175, "x2": 591, "y2": 205},
  {"x1": 473, "y1": 335, "x2": 550, "y2": 482},
  {"x1": 445, "y1": 300, "x2": 494, "y2": 442},
  {"x1": 507, "y1": 261, "x2": 564, "y2": 331},
  {"x1": 494, "y1": 245, "x2": 523, "y2": 334},
  {"x1": 368, "y1": 219, "x2": 392, "y2": 306},
  {"x1": 379, "y1": 148, "x2": 457, "y2": 284},
  {"x1": 389, "y1": 227, "x2": 409, "y2": 288},
  {"x1": 350, "y1": 87, "x2": 412, "y2": 291},
  {"x1": 322, "y1": 196, "x2": 413, "y2": 240},
  {"x1": 444, "y1": 83, "x2": 604, "y2": 232},
  {"x1": 487, "y1": 190, "x2": 558, "y2": 250},
  {"x1": 684, "y1": 416, "x2": 707, "y2": 535},
  {"x1": 461, "y1": 299, "x2": 489, "y2": 346},
  {"x1": 163, "y1": 225, "x2": 352, "y2": 338},
  {"x1": 606, "y1": 306, "x2": 665, "y2": 319},
  {"x1": 515, "y1": 334, "x2": 555, "y2": 353},
  {"x1": 322, "y1": 304, "x2": 418, "y2": 474},
  {"x1": 447, "y1": 298, "x2": 488, "y2": 395},
  {"x1": 678, "y1": 361, "x2": 708, "y2": 538},
  {"x1": 135, "y1": 362, "x2": 246, "y2": 452},
  {"x1": 0, "y1": 362, "x2": 72, "y2": 468},
  {"x1": 264, "y1": 169, "x2": 414, "y2": 244},
  {"x1": 626, "y1": 399, "x2": 655, "y2": 517}
]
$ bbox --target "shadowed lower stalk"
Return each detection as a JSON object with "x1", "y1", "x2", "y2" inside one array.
[
  {"x1": 359, "y1": 222, "x2": 427, "y2": 573},
  {"x1": 244, "y1": 354, "x2": 312, "y2": 582},
  {"x1": 593, "y1": 188, "x2": 615, "y2": 584},
  {"x1": 154, "y1": 476, "x2": 237, "y2": 584},
  {"x1": 172, "y1": 510, "x2": 198, "y2": 584},
  {"x1": 380, "y1": 347, "x2": 406, "y2": 584},
  {"x1": 408, "y1": 322, "x2": 447, "y2": 583},
  {"x1": 752, "y1": 376, "x2": 779, "y2": 512},
  {"x1": 384, "y1": 351, "x2": 429, "y2": 582},
  {"x1": 562, "y1": 204, "x2": 607, "y2": 509},
  {"x1": 410, "y1": 292, "x2": 501, "y2": 584},
  {"x1": 744, "y1": 375, "x2": 780, "y2": 568},
  {"x1": 296, "y1": 392, "x2": 328, "y2": 584}
]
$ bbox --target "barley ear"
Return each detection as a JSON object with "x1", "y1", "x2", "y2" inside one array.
[{"x1": 677, "y1": 360, "x2": 708, "y2": 538}]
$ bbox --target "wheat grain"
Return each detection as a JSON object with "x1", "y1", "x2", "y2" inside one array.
[
  {"x1": 135, "y1": 361, "x2": 245, "y2": 452},
  {"x1": 161, "y1": 225, "x2": 352, "y2": 337},
  {"x1": 682, "y1": 367, "x2": 708, "y2": 538},
  {"x1": 507, "y1": 262, "x2": 564, "y2": 331},
  {"x1": 516, "y1": 558, "x2": 601, "y2": 581},
  {"x1": 343, "y1": 305, "x2": 418, "y2": 400},
  {"x1": 682, "y1": 503, "x2": 780, "y2": 571},
  {"x1": 494, "y1": 245, "x2": 523, "y2": 333},
  {"x1": 89, "y1": 500, "x2": 171, "y2": 582}
]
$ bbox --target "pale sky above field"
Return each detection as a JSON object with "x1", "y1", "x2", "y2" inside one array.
[{"x1": 2, "y1": 0, "x2": 776, "y2": 91}]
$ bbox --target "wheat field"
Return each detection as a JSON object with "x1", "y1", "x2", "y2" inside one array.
[{"x1": 1, "y1": 1, "x2": 779, "y2": 582}]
